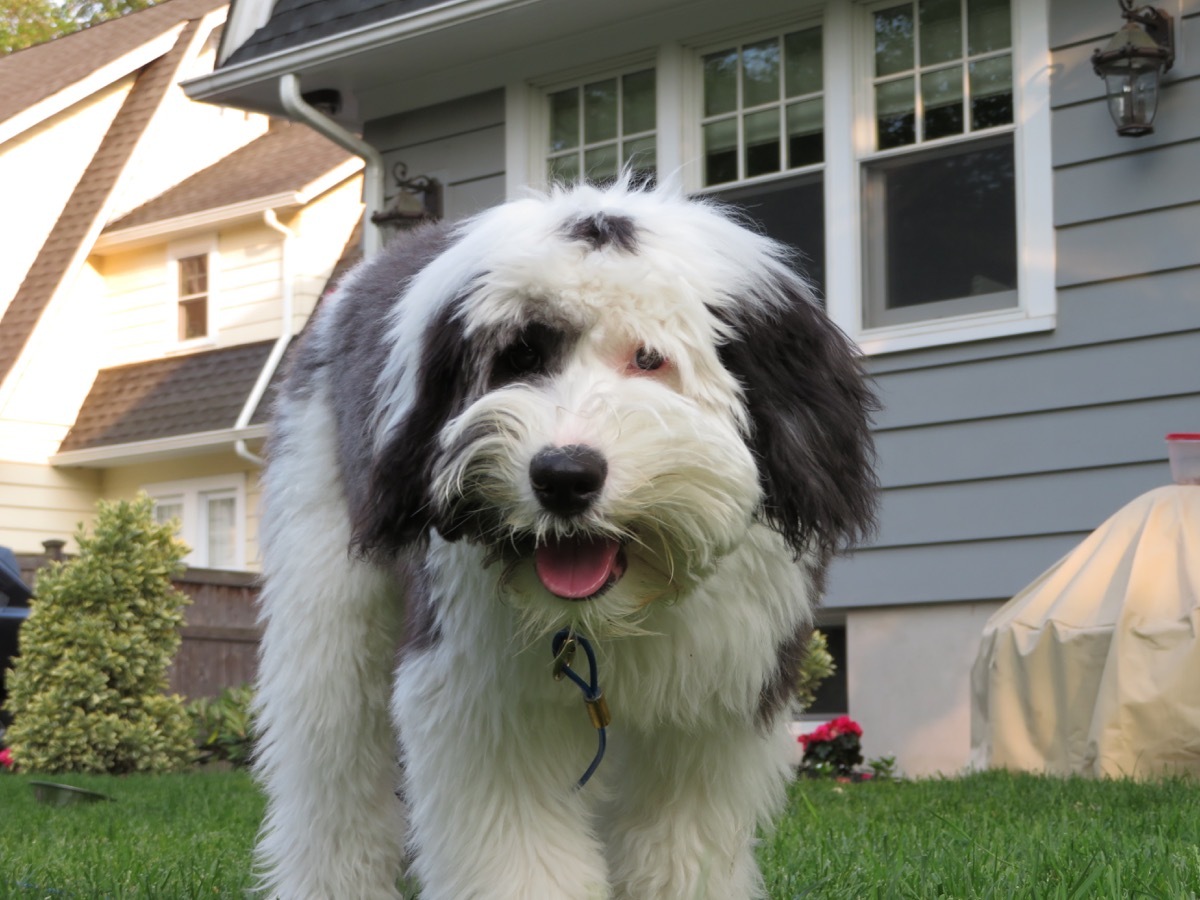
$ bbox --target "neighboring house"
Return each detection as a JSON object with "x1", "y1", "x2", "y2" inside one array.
[
  {"x1": 186, "y1": 0, "x2": 1199, "y2": 775},
  {"x1": 0, "y1": 0, "x2": 363, "y2": 574}
]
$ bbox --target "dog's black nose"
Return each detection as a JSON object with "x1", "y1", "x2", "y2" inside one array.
[{"x1": 530, "y1": 445, "x2": 607, "y2": 516}]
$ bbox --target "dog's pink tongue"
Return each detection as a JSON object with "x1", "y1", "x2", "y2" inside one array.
[{"x1": 535, "y1": 536, "x2": 621, "y2": 599}]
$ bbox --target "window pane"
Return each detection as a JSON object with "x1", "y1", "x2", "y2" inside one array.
[
  {"x1": 867, "y1": 137, "x2": 1016, "y2": 313},
  {"x1": 784, "y1": 27, "x2": 822, "y2": 98},
  {"x1": 548, "y1": 88, "x2": 579, "y2": 152},
  {"x1": 703, "y1": 118, "x2": 738, "y2": 185},
  {"x1": 584, "y1": 144, "x2": 619, "y2": 183},
  {"x1": 583, "y1": 78, "x2": 617, "y2": 144},
  {"x1": 205, "y1": 495, "x2": 237, "y2": 569},
  {"x1": 714, "y1": 174, "x2": 826, "y2": 300},
  {"x1": 922, "y1": 65, "x2": 964, "y2": 139},
  {"x1": 178, "y1": 255, "x2": 207, "y2": 296},
  {"x1": 970, "y1": 55, "x2": 1013, "y2": 129},
  {"x1": 622, "y1": 69, "x2": 656, "y2": 135},
  {"x1": 744, "y1": 107, "x2": 781, "y2": 178},
  {"x1": 876, "y1": 77, "x2": 916, "y2": 149},
  {"x1": 153, "y1": 498, "x2": 183, "y2": 528},
  {"x1": 919, "y1": 0, "x2": 962, "y2": 65},
  {"x1": 547, "y1": 153, "x2": 580, "y2": 184},
  {"x1": 741, "y1": 39, "x2": 780, "y2": 108},
  {"x1": 622, "y1": 135, "x2": 656, "y2": 177},
  {"x1": 968, "y1": 0, "x2": 1011, "y2": 54},
  {"x1": 704, "y1": 48, "x2": 738, "y2": 116},
  {"x1": 787, "y1": 98, "x2": 824, "y2": 167},
  {"x1": 875, "y1": 5, "x2": 915, "y2": 76},
  {"x1": 179, "y1": 297, "x2": 207, "y2": 340}
]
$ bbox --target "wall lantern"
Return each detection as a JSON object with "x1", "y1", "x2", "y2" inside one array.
[
  {"x1": 371, "y1": 163, "x2": 443, "y2": 230},
  {"x1": 1091, "y1": 0, "x2": 1175, "y2": 137}
]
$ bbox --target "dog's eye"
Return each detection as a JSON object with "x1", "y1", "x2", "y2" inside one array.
[
  {"x1": 498, "y1": 340, "x2": 543, "y2": 376},
  {"x1": 633, "y1": 346, "x2": 665, "y2": 372}
]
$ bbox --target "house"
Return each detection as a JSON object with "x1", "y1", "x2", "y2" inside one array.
[
  {"x1": 183, "y1": 0, "x2": 1199, "y2": 776},
  {"x1": 0, "y1": 0, "x2": 363, "y2": 567},
  {"x1": 0, "y1": 0, "x2": 363, "y2": 708}
]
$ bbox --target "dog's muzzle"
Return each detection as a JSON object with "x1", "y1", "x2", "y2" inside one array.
[{"x1": 529, "y1": 445, "x2": 626, "y2": 601}]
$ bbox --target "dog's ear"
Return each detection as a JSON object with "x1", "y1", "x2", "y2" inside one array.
[
  {"x1": 350, "y1": 298, "x2": 473, "y2": 557},
  {"x1": 715, "y1": 282, "x2": 878, "y2": 560}
]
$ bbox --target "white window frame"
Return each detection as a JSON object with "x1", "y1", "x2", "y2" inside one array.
[
  {"x1": 144, "y1": 474, "x2": 246, "y2": 570},
  {"x1": 509, "y1": 52, "x2": 660, "y2": 194},
  {"x1": 504, "y1": 0, "x2": 1053, "y2": 356},
  {"x1": 167, "y1": 236, "x2": 218, "y2": 349},
  {"x1": 693, "y1": 20, "x2": 828, "y2": 189}
]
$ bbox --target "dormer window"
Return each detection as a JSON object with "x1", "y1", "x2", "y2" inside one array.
[{"x1": 177, "y1": 253, "x2": 209, "y2": 340}]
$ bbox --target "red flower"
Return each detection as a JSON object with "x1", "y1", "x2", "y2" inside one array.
[
  {"x1": 827, "y1": 716, "x2": 863, "y2": 739},
  {"x1": 0, "y1": 748, "x2": 13, "y2": 770},
  {"x1": 799, "y1": 717, "x2": 863, "y2": 746}
]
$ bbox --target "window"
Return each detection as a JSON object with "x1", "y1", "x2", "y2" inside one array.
[
  {"x1": 698, "y1": 26, "x2": 827, "y2": 299},
  {"x1": 146, "y1": 476, "x2": 245, "y2": 570},
  {"x1": 513, "y1": 0, "x2": 1052, "y2": 353},
  {"x1": 861, "y1": 0, "x2": 1017, "y2": 328},
  {"x1": 176, "y1": 253, "x2": 209, "y2": 341},
  {"x1": 805, "y1": 623, "x2": 848, "y2": 717},
  {"x1": 700, "y1": 27, "x2": 824, "y2": 186},
  {"x1": 545, "y1": 67, "x2": 657, "y2": 185}
]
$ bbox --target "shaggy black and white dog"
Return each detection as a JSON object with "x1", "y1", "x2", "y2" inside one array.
[{"x1": 253, "y1": 182, "x2": 876, "y2": 899}]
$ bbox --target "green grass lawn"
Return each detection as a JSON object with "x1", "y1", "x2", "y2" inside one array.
[
  {"x1": 0, "y1": 770, "x2": 262, "y2": 898},
  {"x1": 1, "y1": 770, "x2": 1198, "y2": 898}
]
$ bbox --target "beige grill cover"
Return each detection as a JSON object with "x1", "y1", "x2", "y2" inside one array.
[{"x1": 971, "y1": 485, "x2": 1200, "y2": 778}]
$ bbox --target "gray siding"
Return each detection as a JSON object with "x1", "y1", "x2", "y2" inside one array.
[
  {"x1": 827, "y1": 0, "x2": 1200, "y2": 609},
  {"x1": 364, "y1": 89, "x2": 506, "y2": 224},
  {"x1": 359, "y1": 7, "x2": 1199, "y2": 614}
]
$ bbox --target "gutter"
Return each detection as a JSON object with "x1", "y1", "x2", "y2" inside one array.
[
  {"x1": 52, "y1": 425, "x2": 269, "y2": 468},
  {"x1": 233, "y1": 208, "x2": 296, "y2": 467},
  {"x1": 278, "y1": 73, "x2": 384, "y2": 258},
  {"x1": 184, "y1": 0, "x2": 530, "y2": 105}
]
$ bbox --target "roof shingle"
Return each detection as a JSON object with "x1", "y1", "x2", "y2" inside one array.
[
  {"x1": 223, "y1": 0, "x2": 445, "y2": 66},
  {"x1": 0, "y1": 0, "x2": 226, "y2": 128},
  {"x1": 106, "y1": 122, "x2": 355, "y2": 232},
  {"x1": 0, "y1": 18, "x2": 201, "y2": 390},
  {"x1": 59, "y1": 340, "x2": 277, "y2": 452}
]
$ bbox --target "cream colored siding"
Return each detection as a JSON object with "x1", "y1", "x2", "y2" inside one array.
[
  {"x1": 245, "y1": 466, "x2": 263, "y2": 570},
  {"x1": 97, "y1": 245, "x2": 170, "y2": 366},
  {"x1": 216, "y1": 222, "x2": 286, "y2": 346},
  {"x1": 0, "y1": 461, "x2": 100, "y2": 554},
  {"x1": 103, "y1": 454, "x2": 264, "y2": 570},
  {"x1": 105, "y1": 15, "x2": 269, "y2": 220},
  {"x1": 0, "y1": 260, "x2": 106, "y2": 464},
  {"x1": 291, "y1": 176, "x2": 365, "y2": 327},
  {"x1": 98, "y1": 179, "x2": 361, "y2": 365},
  {"x1": 0, "y1": 81, "x2": 132, "y2": 318}
]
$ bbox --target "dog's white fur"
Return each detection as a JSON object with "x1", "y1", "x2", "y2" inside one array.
[{"x1": 253, "y1": 183, "x2": 876, "y2": 899}]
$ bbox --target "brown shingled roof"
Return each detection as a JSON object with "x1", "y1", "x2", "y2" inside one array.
[
  {"x1": 59, "y1": 340, "x2": 276, "y2": 452},
  {"x1": 0, "y1": 0, "x2": 226, "y2": 129},
  {"x1": 106, "y1": 122, "x2": 356, "y2": 232},
  {"x1": 0, "y1": 18, "x2": 201, "y2": 391}
]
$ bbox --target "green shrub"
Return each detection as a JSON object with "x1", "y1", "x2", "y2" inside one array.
[
  {"x1": 795, "y1": 628, "x2": 835, "y2": 712},
  {"x1": 3, "y1": 495, "x2": 195, "y2": 773},
  {"x1": 188, "y1": 684, "x2": 255, "y2": 768}
]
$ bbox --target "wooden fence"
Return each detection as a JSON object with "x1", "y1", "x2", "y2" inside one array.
[
  {"x1": 11, "y1": 545, "x2": 260, "y2": 701},
  {"x1": 170, "y1": 568, "x2": 261, "y2": 698}
]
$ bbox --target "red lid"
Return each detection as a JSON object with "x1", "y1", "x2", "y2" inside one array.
[{"x1": 1166, "y1": 433, "x2": 1200, "y2": 440}]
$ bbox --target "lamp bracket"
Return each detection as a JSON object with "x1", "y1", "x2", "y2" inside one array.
[{"x1": 371, "y1": 162, "x2": 443, "y2": 229}]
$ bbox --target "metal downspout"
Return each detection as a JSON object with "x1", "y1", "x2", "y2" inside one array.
[
  {"x1": 233, "y1": 209, "x2": 296, "y2": 467},
  {"x1": 278, "y1": 72, "x2": 384, "y2": 258}
]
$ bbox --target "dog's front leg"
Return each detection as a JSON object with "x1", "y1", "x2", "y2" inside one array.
[
  {"x1": 253, "y1": 406, "x2": 408, "y2": 899},
  {"x1": 604, "y1": 719, "x2": 794, "y2": 900},
  {"x1": 393, "y1": 646, "x2": 610, "y2": 900}
]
